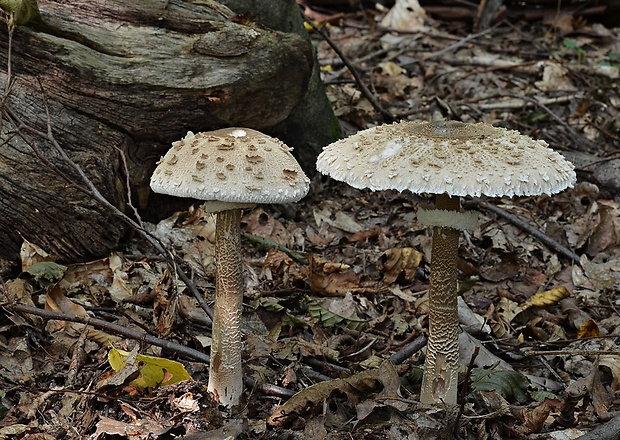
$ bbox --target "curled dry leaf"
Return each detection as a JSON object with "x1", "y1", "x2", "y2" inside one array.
[
  {"x1": 515, "y1": 402, "x2": 551, "y2": 434},
  {"x1": 561, "y1": 297, "x2": 593, "y2": 330},
  {"x1": 19, "y1": 239, "x2": 55, "y2": 272},
  {"x1": 600, "y1": 355, "x2": 620, "y2": 391},
  {"x1": 152, "y1": 269, "x2": 176, "y2": 337},
  {"x1": 577, "y1": 319, "x2": 601, "y2": 339},
  {"x1": 262, "y1": 248, "x2": 305, "y2": 285},
  {"x1": 267, "y1": 361, "x2": 404, "y2": 427},
  {"x1": 503, "y1": 286, "x2": 571, "y2": 323},
  {"x1": 243, "y1": 208, "x2": 294, "y2": 247},
  {"x1": 307, "y1": 254, "x2": 360, "y2": 296},
  {"x1": 377, "y1": 247, "x2": 423, "y2": 285}
]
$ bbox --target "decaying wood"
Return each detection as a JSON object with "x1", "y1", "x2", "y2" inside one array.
[{"x1": 0, "y1": 0, "x2": 326, "y2": 264}]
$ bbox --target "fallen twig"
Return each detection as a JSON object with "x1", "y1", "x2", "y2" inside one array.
[
  {"x1": 503, "y1": 93, "x2": 600, "y2": 152},
  {"x1": 3, "y1": 303, "x2": 211, "y2": 363},
  {"x1": 422, "y1": 23, "x2": 500, "y2": 61},
  {"x1": 575, "y1": 412, "x2": 620, "y2": 440},
  {"x1": 303, "y1": 14, "x2": 396, "y2": 122},
  {"x1": 388, "y1": 334, "x2": 427, "y2": 365},
  {"x1": 466, "y1": 198, "x2": 581, "y2": 265},
  {"x1": 244, "y1": 233, "x2": 309, "y2": 265}
]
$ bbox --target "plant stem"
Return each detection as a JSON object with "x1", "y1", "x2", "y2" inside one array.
[
  {"x1": 208, "y1": 208, "x2": 244, "y2": 407},
  {"x1": 420, "y1": 193, "x2": 461, "y2": 406}
]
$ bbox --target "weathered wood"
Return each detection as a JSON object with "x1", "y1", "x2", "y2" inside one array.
[
  {"x1": 0, "y1": 0, "x2": 326, "y2": 264},
  {"x1": 221, "y1": 0, "x2": 342, "y2": 174}
]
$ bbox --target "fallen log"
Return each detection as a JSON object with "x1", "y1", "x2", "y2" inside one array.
[{"x1": 0, "y1": 0, "x2": 332, "y2": 265}]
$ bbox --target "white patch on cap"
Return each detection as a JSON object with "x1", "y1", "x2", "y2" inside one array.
[{"x1": 230, "y1": 129, "x2": 247, "y2": 138}]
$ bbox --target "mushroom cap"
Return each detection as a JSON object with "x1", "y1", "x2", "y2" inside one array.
[
  {"x1": 150, "y1": 128, "x2": 310, "y2": 205},
  {"x1": 316, "y1": 121, "x2": 576, "y2": 197}
]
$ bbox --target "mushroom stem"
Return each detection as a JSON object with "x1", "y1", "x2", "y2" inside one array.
[
  {"x1": 208, "y1": 208, "x2": 244, "y2": 407},
  {"x1": 420, "y1": 193, "x2": 461, "y2": 406}
]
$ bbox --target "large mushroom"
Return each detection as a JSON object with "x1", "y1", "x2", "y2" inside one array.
[
  {"x1": 151, "y1": 128, "x2": 310, "y2": 407},
  {"x1": 316, "y1": 120, "x2": 576, "y2": 406}
]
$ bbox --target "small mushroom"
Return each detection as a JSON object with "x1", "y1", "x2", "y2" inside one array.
[
  {"x1": 151, "y1": 128, "x2": 310, "y2": 407},
  {"x1": 316, "y1": 120, "x2": 576, "y2": 406}
]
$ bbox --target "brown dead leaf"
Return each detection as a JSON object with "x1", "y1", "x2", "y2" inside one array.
[
  {"x1": 586, "y1": 204, "x2": 619, "y2": 256},
  {"x1": 109, "y1": 254, "x2": 133, "y2": 302},
  {"x1": 307, "y1": 254, "x2": 360, "y2": 297},
  {"x1": 45, "y1": 284, "x2": 115, "y2": 344},
  {"x1": 347, "y1": 227, "x2": 380, "y2": 243},
  {"x1": 20, "y1": 239, "x2": 56, "y2": 272},
  {"x1": 0, "y1": 336, "x2": 36, "y2": 383},
  {"x1": 267, "y1": 361, "x2": 404, "y2": 427},
  {"x1": 515, "y1": 402, "x2": 550, "y2": 434},
  {"x1": 3, "y1": 279, "x2": 42, "y2": 327},
  {"x1": 93, "y1": 416, "x2": 164, "y2": 440},
  {"x1": 243, "y1": 208, "x2": 292, "y2": 247},
  {"x1": 377, "y1": 248, "x2": 423, "y2": 285},
  {"x1": 3, "y1": 278, "x2": 34, "y2": 305},
  {"x1": 578, "y1": 319, "x2": 601, "y2": 339},
  {"x1": 585, "y1": 358, "x2": 613, "y2": 413},
  {"x1": 262, "y1": 249, "x2": 305, "y2": 285},
  {"x1": 600, "y1": 355, "x2": 620, "y2": 392},
  {"x1": 561, "y1": 297, "x2": 592, "y2": 330},
  {"x1": 45, "y1": 285, "x2": 89, "y2": 335},
  {"x1": 543, "y1": 9, "x2": 575, "y2": 34},
  {"x1": 480, "y1": 254, "x2": 521, "y2": 282},
  {"x1": 582, "y1": 257, "x2": 620, "y2": 291},
  {"x1": 296, "y1": 339, "x2": 340, "y2": 363},
  {"x1": 62, "y1": 258, "x2": 113, "y2": 288},
  {"x1": 313, "y1": 201, "x2": 363, "y2": 234},
  {"x1": 152, "y1": 269, "x2": 176, "y2": 337}
]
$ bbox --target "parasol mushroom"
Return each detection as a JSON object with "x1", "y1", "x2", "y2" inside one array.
[
  {"x1": 151, "y1": 128, "x2": 309, "y2": 407},
  {"x1": 316, "y1": 120, "x2": 576, "y2": 406}
]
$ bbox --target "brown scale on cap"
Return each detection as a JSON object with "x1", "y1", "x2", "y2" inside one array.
[{"x1": 151, "y1": 128, "x2": 309, "y2": 207}]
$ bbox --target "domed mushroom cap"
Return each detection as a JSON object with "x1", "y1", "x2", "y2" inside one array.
[
  {"x1": 151, "y1": 128, "x2": 310, "y2": 205},
  {"x1": 316, "y1": 121, "x2": 576, "y2": 197}
]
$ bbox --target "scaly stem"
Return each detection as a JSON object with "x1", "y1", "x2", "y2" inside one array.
[
  {"x1": 420, "y1": 193, "x2": 461, "y2": 406},
  {"x1": 208, "y1": 208, "x2": 243, "y2": 407}
]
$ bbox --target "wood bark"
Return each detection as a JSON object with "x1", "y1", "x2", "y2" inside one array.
[{"x1": 0, "y1": 0, "x2": 328, "y2": 265}]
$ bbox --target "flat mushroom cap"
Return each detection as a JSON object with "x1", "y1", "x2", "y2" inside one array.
[
  {"x1": 316, "y1": 121, "x2": 576, "y2": 197},
  {"x1": 151, "y1": 128, "x2": 310, "y2": 206}
]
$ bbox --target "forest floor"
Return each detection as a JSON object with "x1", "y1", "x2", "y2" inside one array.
[{"x1": 1, "y1": 2, "x2": 620, "y2": 439}]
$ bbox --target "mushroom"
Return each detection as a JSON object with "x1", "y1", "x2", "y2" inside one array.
[
  {"x1": 151, "y1": 128, "x2": 310, "y2": 407},
  {"x1": 316, "y1": 120, "x2": 576, "y2": 406}
]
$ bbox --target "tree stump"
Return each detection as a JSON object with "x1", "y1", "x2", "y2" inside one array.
[{"x1": 0, "y1": 0, "x2": 332, "y2": 265}]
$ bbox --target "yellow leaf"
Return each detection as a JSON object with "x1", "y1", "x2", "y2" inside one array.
[
  {"x1": 108, "y1": 348, "x2": 191, "y2": 389},
  {"x1": 522, "y1": 286, "x2": 570, "y2": 308}
]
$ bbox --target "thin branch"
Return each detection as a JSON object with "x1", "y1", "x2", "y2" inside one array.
[
  {"x1": 303, "y1": 14, "x2": 396, "y2": 122},
  {"x1": 388, "y1": 334, "x2": 427, "y2": 365},
  {"x1": 115, "y1": 146, "x2": 144, "y2": 230},
  {"x1": 4, "y1": 303, "x2": 211, "y2": 363},
  {"x1": 466, "y1": 198, "x2": 581, "y2": 265},
  {"x1": 422, "y1": 22, "x2": 500, "y2": 60},
  {"x1": 244, "y1": 233, "x2": 308, "y2": 265},
  {"x1": 503, "y1": 93, "x2": 600, "y2": 152}
]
